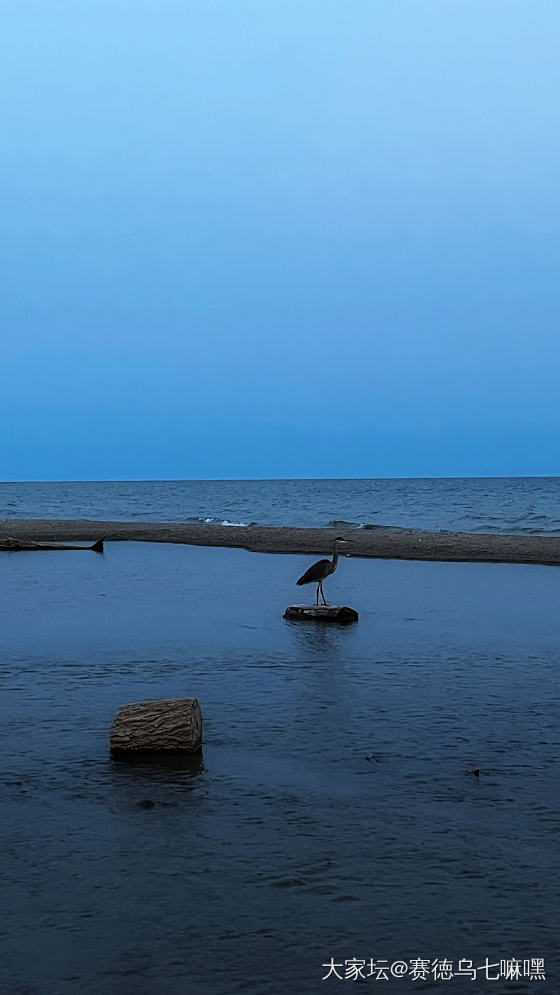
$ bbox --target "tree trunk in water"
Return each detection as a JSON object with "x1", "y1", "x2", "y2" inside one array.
[
  {"x1": 110, "y1": 698, "x2": 202, "y2": 754},
  {"x1": 284, "y1": 605, "x2": 359, "y2": 624}
]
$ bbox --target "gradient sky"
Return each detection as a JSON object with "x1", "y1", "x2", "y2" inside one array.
[{"x1": 2, "y1": 1, "x2": 559, "y2": 480}]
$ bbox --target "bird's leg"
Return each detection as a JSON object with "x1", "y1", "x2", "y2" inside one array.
[
  {"x1": 316, "y1": 584, "x2": 320, "y2": 606},
  {"x1": 320, "y1": 581, "x2": 328, "y2": 606}
]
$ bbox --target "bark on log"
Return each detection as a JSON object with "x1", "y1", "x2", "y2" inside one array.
[
  {"x1": 110, "y1": 698, "x2": 202, "y2": 754},
  {"x1": 284, "y1": 605, "x2": 359, "y2": 624}
]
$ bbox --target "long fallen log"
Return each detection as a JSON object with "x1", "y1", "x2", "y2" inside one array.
[{"x1": 0, "y1": 537, "x2": 104, "y2": 553}]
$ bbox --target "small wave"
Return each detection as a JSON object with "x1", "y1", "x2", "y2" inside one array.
[
  {"x1": 470, "y1": 524, "x2": 503, "y2": 532},
  {"x1": 326, "y1": 520, "x2": 361, "y2": 529},
  {"x1": 509, "y1": 524, "x2": 555, "y2": 535},
  {"x1": 183, "y1": 516, "x2": 251, "y2": 527},
  {"x1": 470, "y1": 522, "x2": 557, "y2": 536},
  {"x1": 359, "y1": 523, "x2": 408, "y2": 532},
  {"x1": 498, "y1": 514, "x2": 548, "y2": 524}
]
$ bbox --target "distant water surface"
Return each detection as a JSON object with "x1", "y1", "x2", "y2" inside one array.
[{"x1": 2, "y1": 476, "x2": 560, "y2": 534}]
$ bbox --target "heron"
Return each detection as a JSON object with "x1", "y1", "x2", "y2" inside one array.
[{"x1": 296, "y1": 537, "x2": 350, "y2": 606}]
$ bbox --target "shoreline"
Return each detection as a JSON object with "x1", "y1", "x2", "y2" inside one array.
[{"x1": 1, "y1": 519, "x2": 560, "y2": 566}]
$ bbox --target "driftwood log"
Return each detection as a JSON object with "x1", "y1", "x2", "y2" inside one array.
[
  {"x1": 284, "y1": 605, "x2": 359, "y2": 624},
  {"x1": 0, "y1": 537, "x2": 104, "y2": 553},
  {"x1": 110, "y1": 698, "x2": 202, "y2": 755}
]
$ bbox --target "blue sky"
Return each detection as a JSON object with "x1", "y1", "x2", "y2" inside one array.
[{"x1": 2, "y1": 1, "x2": 559, "y2": 480}]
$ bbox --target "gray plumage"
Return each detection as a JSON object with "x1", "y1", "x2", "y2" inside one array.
[{"x1": 296, "y1": 537, "x2": 348, "y2": 605}]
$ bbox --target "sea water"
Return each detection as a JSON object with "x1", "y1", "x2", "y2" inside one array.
[
  {"x1": 1, "y1": 476, "x2": 560, "y2": 534},
  {"x1": 1, "y1": 542, "x2": 559, "y2": 993}
]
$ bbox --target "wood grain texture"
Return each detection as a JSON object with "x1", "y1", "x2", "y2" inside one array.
[
  {"x1": 110, "y1": 698, "x2": 202, "y2": 754},
  {"x1": 284, "y1": 605, "x2": 359, "y2": 624}
]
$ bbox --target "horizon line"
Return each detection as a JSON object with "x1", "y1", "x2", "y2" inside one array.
[{"x1": 2, "y1": 474, "x2": 559, "y2": 485}]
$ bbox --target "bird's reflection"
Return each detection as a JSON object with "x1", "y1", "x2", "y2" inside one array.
[{"x1": 286, "y1": 619, "x2": 349, "y2": 660}]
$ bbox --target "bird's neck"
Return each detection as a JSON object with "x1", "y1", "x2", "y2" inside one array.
[{"x1": 331, "y1": 545, "x2": 339, "y2": 567}]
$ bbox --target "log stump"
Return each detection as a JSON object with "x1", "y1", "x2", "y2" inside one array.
[
  {"x1": 110, "y1": 698, "x2": 202, "y2": 755},
  {"x1": 283, "y1": 605, "x2": 359, "y2": 624}
]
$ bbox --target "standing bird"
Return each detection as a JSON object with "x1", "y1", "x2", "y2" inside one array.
[{"x1": 296, "y1": 537, "x2": 350, "y2": 606}]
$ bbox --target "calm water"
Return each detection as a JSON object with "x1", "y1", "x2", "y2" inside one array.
[
  {"x1": 2, "y1": 476, "x2": 560, "y2": 534},
  {"x1": 1, "y1": 542, "x2": 558, "y2": 993}
]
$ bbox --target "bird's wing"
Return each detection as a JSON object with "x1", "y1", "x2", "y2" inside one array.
[{"x1": 296, "y1": 559, "x2": 330, "y2": 585}]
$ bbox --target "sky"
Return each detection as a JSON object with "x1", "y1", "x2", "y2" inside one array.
[{"x1": 2, "y1": 0, "x2": 559, "y2": 481}]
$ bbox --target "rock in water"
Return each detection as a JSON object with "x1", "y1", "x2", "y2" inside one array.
[{"x1": 110, "y1": 698, "x2": 202, "y2": 755}]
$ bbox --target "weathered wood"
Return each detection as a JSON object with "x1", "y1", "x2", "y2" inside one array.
[
  {"x1": 283, "y1": 605, "x2": 359, "y2": 624},
  {"x1": 110, "y1": 698, "x2": 202, "y2": 754},
  {"x1": 0, "y1": 537, "x2": 104, "y2": 553}
]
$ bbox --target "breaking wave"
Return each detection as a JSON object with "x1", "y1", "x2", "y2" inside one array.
[{"x1": 184, "y1": 516, "x2": 253, "y2": 527}]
